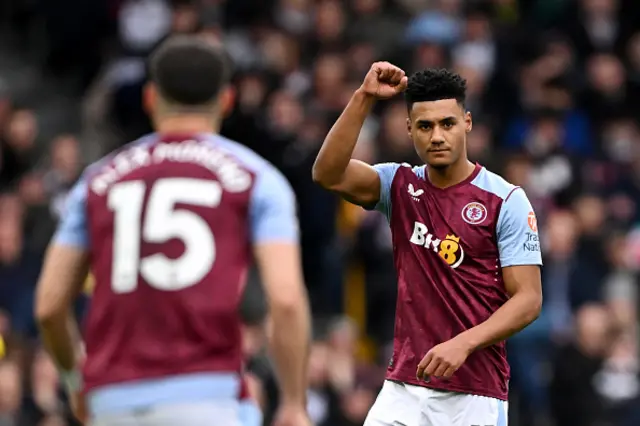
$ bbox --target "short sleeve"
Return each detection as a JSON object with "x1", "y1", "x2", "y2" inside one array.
[
  {"x1": 496, "y1": 188, "x2": 542, "y2": 267},
  {"x1": 249, "y1": 166, "x2": 299, "y2": 244},
  {"x1": 369, "y1": 162, "x2": 401, "y2": 221},
  {"x1": 53, "y1": 177, "x2": 89, "y2": 249}
]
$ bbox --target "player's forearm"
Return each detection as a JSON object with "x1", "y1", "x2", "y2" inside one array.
[
  {"x1": 268, "y1": 301, "x2": 311, "y2": 407},
  {"x1": 38, "y1": 311, "x2": 83, "y2": 371},
  {"x1": 312, "y1": 89, "x2": 376, "y2": 186},
  {"x1": 457, "y1": 291, "x2": 542, "y2": 351}
]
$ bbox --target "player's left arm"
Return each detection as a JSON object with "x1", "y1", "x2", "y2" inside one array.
[
  {"x1": 35, "y1": 178, "x2": 89, "y2": 390},
  {"x1": 249, "y1": 166, "x2": 311, "y2": 416},
  {"x1": 458, "y1": 188, "x2": 543, "y2": 350},
  {"x1": 417, "y1": 189, "x2": 542, "y2": 379}
]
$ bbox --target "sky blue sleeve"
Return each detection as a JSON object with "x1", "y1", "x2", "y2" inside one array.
[
  {"x1": 496, "y1": 188, "x2": 542, "y2": 267},
  {"x1": 53, "y1": 177, "x2": 89, "y2": 249},
  {"x1": 370, "y1": 162, "x2": 401, "y2": 221},
  {"x1": 249, "y1": 166, "x2": 299, "y2": 244}
]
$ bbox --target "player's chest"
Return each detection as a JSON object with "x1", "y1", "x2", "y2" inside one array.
[{"x1": 391, "y1": 181, "x2": 499, "y2": 259}]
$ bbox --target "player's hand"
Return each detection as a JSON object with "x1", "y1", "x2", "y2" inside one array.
[
  {"x1": 416, "y1": 337, "x2": 473, "y2": 381},
  {"x1": 272, "y1": 403, "x2": 312, "y2": 426},
  {"x1": 359, "y1": 62, "x2": 408, "y2": 99},
  {"x1": 70, "y1": 391, "x2": 88, "y2": 424}
]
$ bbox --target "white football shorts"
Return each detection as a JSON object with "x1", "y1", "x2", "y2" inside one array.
[{"x1": 364, "y1": 380, "x2": 508, "y2": 426}]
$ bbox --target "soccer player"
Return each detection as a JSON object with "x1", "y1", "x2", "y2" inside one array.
[
  {"x1": 313, "y1": 63, "x2": 543, "y2": 426},
  {"x1": 34, "y1": 36, "x2": 312, "y2": 426}
]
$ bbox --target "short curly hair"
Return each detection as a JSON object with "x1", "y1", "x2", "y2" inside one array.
[{"x1": 405, "y1": 69, "x2": 467, "y2": 110}]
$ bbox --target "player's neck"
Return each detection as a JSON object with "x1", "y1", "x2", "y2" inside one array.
[
  {"x1": 426, "y1": 160, "x2": 476, "y2": 189},
  {"x1": 155, "y1": 115, "x2": 221, "y2": 135}
]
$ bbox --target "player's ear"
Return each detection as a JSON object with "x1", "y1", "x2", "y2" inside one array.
[
  {"x1": 219, "y1": 85, "x2": 236, "y2": 119},
  {"x1": 465, "y1": 111, "x2": 472, "y2": 133},
  {"x1": 406, "y1": 117, "x2": 412, "y2": 138},
  {"x1": 143, "y1": 83, "x2": 157, "y2": 116}
]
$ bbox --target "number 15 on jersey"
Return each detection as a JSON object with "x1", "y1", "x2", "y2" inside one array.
[{"x1": 108, "y1": 178, "x2": 221, "y2": 293}]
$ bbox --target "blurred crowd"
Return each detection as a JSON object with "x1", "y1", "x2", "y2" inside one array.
[{"x1": 2, "y1": 0, "x2": 640, "y2": 425}]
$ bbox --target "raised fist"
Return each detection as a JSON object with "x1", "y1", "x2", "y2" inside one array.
[{"x1": 360, "y1": 62, "x2": 408, "y2": 99}]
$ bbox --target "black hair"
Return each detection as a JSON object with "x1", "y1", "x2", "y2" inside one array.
[
  {"x1": 149, "y1": 35, "x2": 231, "y2": 106},
  {"x1": 405, "y1": 68, "x2": 467, "y2": 110}
]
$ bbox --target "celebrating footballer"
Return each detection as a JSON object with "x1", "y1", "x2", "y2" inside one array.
[{"x1": 313, "y1": 62, "x2": 543, "y2": 426}]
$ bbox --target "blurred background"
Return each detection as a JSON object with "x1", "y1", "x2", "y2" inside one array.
[{"x1": 1, "y1": 0, "x2": 640, "y2": 425}]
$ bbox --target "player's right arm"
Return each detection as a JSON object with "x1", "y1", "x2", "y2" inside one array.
[
  {"x1": 249, "y1": 165, "x2": 311, "y2": 424},
  {"x1": 312, "y1": 62, "x2": 407, "y2": 207},
  {"x1": 34, "y1": 176, "x2": 90, "y2": 423}
]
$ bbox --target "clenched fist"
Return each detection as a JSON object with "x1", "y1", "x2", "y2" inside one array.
[{"x1": 360, "y1": 62, "x2": 408, "y2": 99}]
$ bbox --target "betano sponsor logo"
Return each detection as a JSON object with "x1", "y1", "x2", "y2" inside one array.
[{"x1": 409, "y1": 221, "x2": 464, "y2": 269}]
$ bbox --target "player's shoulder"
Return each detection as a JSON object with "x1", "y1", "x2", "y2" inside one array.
[
  {"x1": 469, "y1": 166, "x2": 522, "y2": 202},
  {"x1": 82, "y1": 133, "x2": 158, "y2": 178},
  {"x1": 374, "y1": 162, "x2": 426, "y2": 181},
  {"x1": 209, "y1": 137, "x2": 293, "y2": 199},
  {"x1": 207, "y1": 135, "x2": 288, "y2": 184},
  {"x1": 208, "y1": 136, "x2": 297, "y2": 215}
]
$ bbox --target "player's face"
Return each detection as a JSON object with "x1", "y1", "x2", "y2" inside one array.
[{"x1": 407, "y1": 99, "x2": 472, "y2": 169}]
